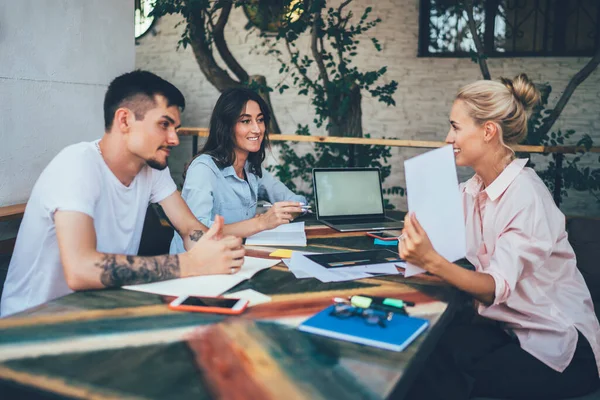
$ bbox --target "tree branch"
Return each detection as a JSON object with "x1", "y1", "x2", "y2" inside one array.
[
  {"x1": 285, "y1": 41, "x2": 315, "y2": 88},
  {"x1": 338, "y1": 0, "x2": 352, "y2": 19},
  {"x1": 537, "y1": 46, "x2": 600, "y2": 137},
  {"x1": 333, "y1": 1, "x2": 352, "y2": 75},
  {"x1": 311, "y1": 8, "x2": 330, "y2": 89},
  {"x1": 465, "y1": 0, "x2": 491, "y2": 80},
  {"x1": 211, "y1": 1, "x2": 249, "y2": 83},
  {"x1": 185, "y1": 0, "x2": 241, "y2": 91}
]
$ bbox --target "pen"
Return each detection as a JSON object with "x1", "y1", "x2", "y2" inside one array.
[
  {"x1": 263, "y1": 204, "x2": 311, "y2": 208},
  {"x1": 263, "y1": 203, "x2": 312, "y2": 212}
]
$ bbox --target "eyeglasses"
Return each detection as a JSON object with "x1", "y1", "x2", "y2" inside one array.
[{"x1": 329, "y1": 303, "x2": 394, "y2": 328}]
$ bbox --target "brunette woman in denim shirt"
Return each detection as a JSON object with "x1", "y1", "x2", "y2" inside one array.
[{"x1": 170, "y1": 88, "x2": 306, "y2": 254}]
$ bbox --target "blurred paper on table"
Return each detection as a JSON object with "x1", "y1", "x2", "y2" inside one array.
[
  {"x1": 403, "y1": 145, "x2": 466, "y2": 277},
  {"x1": 123, "y1": 257, "x2": 280, "y2": 297},
  {"x1": 282, "y1": 258, "x2": 311, "y2": 279},
  {"x1": 224, "y1": 289, "x2": 272, "y2": 307}
]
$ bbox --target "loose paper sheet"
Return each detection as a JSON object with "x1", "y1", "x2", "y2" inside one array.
[
  {"x1": 403, "y1": 145, "x2": 466, "y2": 277},
  {"x1": 288, "y1": 252, "x2": 383, "y2": 282},
  {"x1": 246, "y1": 222, "x2": 307, "y2": 247},
  {"x1": 123, "y1": 257, "x2": 280, "y2": 297}
]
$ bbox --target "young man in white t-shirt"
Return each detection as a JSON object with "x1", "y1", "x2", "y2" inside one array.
[{"x1": 1, "y1": 70, "x2": 245, "y2": 316}]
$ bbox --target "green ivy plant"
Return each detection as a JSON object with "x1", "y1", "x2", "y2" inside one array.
[
  {"x1": 521, "y1": 84, "x2": 600, "y2": 204},
  {"x1": 266, "y1": 3, "x2": 398, "y2": 136},
  {"x1": 257, "y1": 0, "x2": 404, "y2": 207}
]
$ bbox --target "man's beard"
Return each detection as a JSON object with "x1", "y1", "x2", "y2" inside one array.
[{"x1": 146, "y1": 157, "x2": 168, "y2": 171}]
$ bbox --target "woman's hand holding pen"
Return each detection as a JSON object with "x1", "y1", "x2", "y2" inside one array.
[
  {"x1": 398, "y1": 212, "x2": 441, "y2": 271},
  {"x1": 258, "y1": 201, "x2": 305, "y2": 230}
]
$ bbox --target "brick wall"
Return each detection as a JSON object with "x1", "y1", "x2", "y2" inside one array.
[{"x1": 136, "y1": 0, "x2": 600, "y2": 216}]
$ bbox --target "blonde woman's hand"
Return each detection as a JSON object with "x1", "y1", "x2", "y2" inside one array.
[{"x1": 398, "y1": 212, "x2": 440, "y2": 270}]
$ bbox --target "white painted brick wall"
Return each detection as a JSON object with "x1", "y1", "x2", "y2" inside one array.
[{"x1": 136, "y1": 0, "x2": 600, "y2": 216}]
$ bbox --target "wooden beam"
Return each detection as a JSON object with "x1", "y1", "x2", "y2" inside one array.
[
  {"x1": 178, "y1": 128, "x2": 600, "y2": 154},
  {"x1": 0, "y1": 203, "x2": 26, "y2": 222}
]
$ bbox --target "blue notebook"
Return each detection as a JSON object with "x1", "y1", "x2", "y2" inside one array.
[{"x1": 298, "y1": 305, "x2": 429, "y2": 352}]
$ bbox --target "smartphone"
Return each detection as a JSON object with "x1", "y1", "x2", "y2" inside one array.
[
  {"x1": 366, "y1": 231, "x2": 400, "y2": 241},
  {"x1": 168, "y1": 295, "x2": 248, "y2": 315}
]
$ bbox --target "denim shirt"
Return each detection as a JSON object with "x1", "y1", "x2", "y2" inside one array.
[{"x1": 169, "y1": 154, "x2": 307, "y2": 254}]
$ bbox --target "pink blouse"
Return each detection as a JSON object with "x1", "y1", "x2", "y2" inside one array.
[{"x1": 462, "y1": 158, "x2": 600, "y2": 374}]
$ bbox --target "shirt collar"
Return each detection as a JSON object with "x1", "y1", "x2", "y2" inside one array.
[
  {"x1": 465, "y1": 158, "x2": 528, "y2": 201},
  {"x1": 221, "y1": 165, "x2": 237, "y2": 177},
  {"x1": 222, "y1": 161, "x2": 252, "y2": 179}
]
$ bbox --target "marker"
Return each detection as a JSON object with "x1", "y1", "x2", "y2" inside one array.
[
  {"x1": 350, "y1": 295, "x2": 415, "y2": 310},
  {"x1": 333, "y1": 296, "x2": 409, "y2": 315}
]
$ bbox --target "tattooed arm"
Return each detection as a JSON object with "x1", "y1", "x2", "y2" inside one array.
[
  {"x1": 54, "y1": 211, "x2": 244, "y2": 290},
  {"x1": 95, "y1": 254, "x2": 181, "y2": 288},
  {"x1": 158, "y1": 191, "x2": 209, "y2": 251}
]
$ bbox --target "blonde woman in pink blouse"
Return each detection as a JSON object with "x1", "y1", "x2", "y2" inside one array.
[{"x1": 400, "y1": 74, "x2": 600, "y2": 400}]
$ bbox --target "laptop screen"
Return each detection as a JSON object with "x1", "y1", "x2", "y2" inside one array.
[{"x1": 314, "y1": 169, "x2": 384, "y2": 217}]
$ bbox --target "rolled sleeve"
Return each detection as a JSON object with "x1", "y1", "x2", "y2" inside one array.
[
  {"x1": 181, "y1": 161, "x2": 218, "y2": 228},
  {"x1": 150, "y1": 166, "x2": 177, "y2": 204},
  {"x1": 481, "y1": 203, "x2": 554, "y2": 306},
  {"x1": 258, "y1": 167, "x2": 307, "y2": 204}
]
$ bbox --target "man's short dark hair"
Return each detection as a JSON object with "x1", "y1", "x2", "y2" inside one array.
[{"x1": 103, "y1": 70, "x2": 185, "y2": 131}]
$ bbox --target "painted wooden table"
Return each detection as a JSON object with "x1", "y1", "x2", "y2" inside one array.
[{"x1": 0, "y1": 222, "x2": 463, "y2": 400}]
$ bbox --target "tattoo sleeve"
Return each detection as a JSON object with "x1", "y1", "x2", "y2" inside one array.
[
  {"x1": 189, "y1": 230, "x2": 204, "y2": 242},
  {"x1": 95, "y1": 254, "x2": 181, "y2": 288}
]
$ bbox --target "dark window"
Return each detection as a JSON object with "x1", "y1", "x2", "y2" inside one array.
[{"x1": 419, "y1": 0, "x2": 600, "y2": 57}]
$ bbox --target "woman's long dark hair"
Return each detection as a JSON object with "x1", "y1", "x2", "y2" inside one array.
[{"x1": 186, "y1": 88, "x2": 271, "y2": 178}]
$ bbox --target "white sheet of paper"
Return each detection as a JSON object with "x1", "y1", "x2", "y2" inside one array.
[
  {"x1": 329, "y1": 262, "x2": 400, "y2": 275},
  {"x1": 123, "y1": 257, "x2": 280, "y2": 297},
  {"x1": 224, "y1": 289, "x2": 272, "y2": 307},
  {"x1": 289, "y1": 252, "x2": 374, "y2": 282},
  {"x1": 282, "y1": 258, "x2": 312, "y2": 278},
  {"x1": 245, "y1": 222, "x2": 307, "y2": 246},
  {"x1": 403, "y1": 145, "x2": 466, "y2": 277}
]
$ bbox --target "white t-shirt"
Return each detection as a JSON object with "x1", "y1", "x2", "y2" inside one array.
[{"x1": 0, "y1": 141, "x2": 177, "y2": 316}]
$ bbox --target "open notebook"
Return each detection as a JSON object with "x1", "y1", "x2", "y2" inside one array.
[
  {"x1": 123, "y1": 257, "x2": 280, "y2": 298},
  {"x1": 245, "y1": 222, "x2": 307, "y2": 247}
]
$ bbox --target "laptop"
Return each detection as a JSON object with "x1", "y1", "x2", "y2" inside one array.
[{"x1": 312, "y1": 168, "x2": 404, "y2": 232}]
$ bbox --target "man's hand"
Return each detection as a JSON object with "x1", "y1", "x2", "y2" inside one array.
[
  {"x1": 183, "y1": 215, "x2": 245, "y2": 276},
  {"x1": 258, "y1": 201, "x2": 304, "y2": 230}
]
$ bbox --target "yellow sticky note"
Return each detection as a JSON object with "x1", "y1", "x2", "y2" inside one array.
[{"x1": 269, "y1": 249, "x2": 294, "y2": 258}]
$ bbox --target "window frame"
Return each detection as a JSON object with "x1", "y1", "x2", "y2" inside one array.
[{"x1": 418, "y1": 0, "x2": 600, "y2": 58}]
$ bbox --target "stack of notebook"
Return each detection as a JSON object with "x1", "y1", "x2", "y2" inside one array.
[{"x1": 298, "y1": 305, "x2": 429, "y2": 352}]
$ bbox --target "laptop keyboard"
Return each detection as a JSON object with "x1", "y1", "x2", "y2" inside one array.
[
  {"x1": 334, "y1": 221, "x2": 402, "y2": 230},
  {"x1": 323, "y1": 217, "x2": 404, "y2": 232}
]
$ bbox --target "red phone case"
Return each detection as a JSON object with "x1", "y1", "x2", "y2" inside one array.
[
  {"x1": 168, "y1": 298, "x2": 248, "y2": 315},
  {"x1": 366, "y1": 232, "x2": 399, "y2": 241}
]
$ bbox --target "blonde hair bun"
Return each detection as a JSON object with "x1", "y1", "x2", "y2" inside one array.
[
  {"x1": 456, "y1": 73, "x2": 542, "y2": 146},
  {"x1": 500, "y1": 73, "x2": 540, "y2": 117}
]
